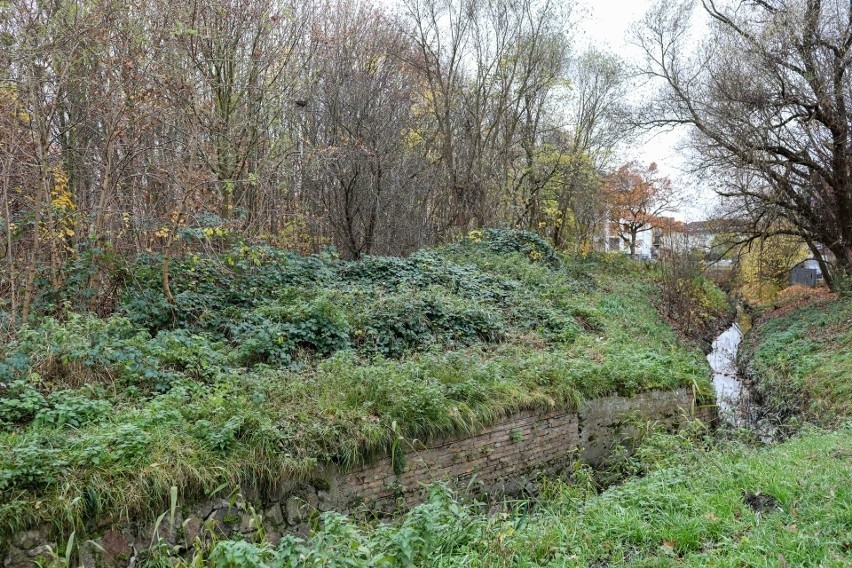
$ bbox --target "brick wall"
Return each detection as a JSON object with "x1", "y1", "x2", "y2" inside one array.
[
  {"x1": 579, "y1": 388, "x2": 699, "y2": 464},
  {"x1": 338, "y1": 409, "x2": 580, "y2": 514},
  {"x1": 334, "y1": 388, "x2": 710, "y2": 514}
]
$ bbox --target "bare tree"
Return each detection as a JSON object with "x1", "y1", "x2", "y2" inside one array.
[
  {"x1": 302, "y1": 1, "x2": 425, "y2": 258},
  {"x1": 635, "y1": 0, "x2": 852, "y2": 285},
  {"x1": 402, "y1": 0, "x2": 573, "y2": 235},
  {"x1": 549, "y1": 48, "x2": 629, "y2": 250},
  {"x1": 0, "y1": 0, "x2": 634, "y2": 317}
]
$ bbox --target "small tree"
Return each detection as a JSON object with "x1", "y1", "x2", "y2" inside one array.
[{"x1": 604, "y1": 161, "x2": 678, "y2": 255}]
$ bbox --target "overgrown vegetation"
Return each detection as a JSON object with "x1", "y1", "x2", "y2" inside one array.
[
  {"x1": 86, "y1": 253, "x2": 852, "y2": 568},
  {"x1": 657, "y1": 248, "x2": 732, "y2": 347},
  {"x1": 0, "y1": 230, "x2": 716, "y2": 544},
  {"x1": 741, "y1": 287, "x2": 852, "y2": 427}
]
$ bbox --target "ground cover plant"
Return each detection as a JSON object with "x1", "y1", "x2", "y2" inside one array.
[
  {"x1": 119, "y1": 278, "x2": 852, "y2": 568},
  {"x1": 0, "y1": 230, "x2": 716, "y2": 546},
  {"x1": 740, "y1": 287, "x2": 852, "y2": 426}
]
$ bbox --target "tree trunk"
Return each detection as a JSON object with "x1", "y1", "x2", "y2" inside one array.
[
  {"x1": 2, "y1": 171, "x2": 15, "y2": 327},
  {"x1": 805, "y1": 239, "x2": 834, "y2": 289},
  {"x1": 829, "y1": 243, "x2": 852, "y2": 282}
]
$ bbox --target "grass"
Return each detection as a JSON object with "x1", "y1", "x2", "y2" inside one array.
[
  {"x1": 741, "y1": 287, "x2": 852, "y2": 425},
  {"x1": 170, "y1": 425, "x2": 852, "y2": 567},
  {"x1": 138, "y1": 278, "x2": 852, "y2": 567},
  {"x1": 0, "y1": 231, "x2": 720, "y2": 544}
]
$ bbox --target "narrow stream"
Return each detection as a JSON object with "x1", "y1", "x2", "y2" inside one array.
[
  {"x1": 707, "y1": 319, "x2": 777, "y2": 439},
  {"x1": 707, "y1": 323, "x2": 746, "y2": 426}
]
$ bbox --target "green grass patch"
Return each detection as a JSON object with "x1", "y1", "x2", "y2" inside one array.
[{"x1": 742, "y1": 293, "x2": 852, "y2": 424}]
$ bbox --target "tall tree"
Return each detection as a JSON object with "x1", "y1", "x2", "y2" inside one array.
[
  {"x1": 635, "y1": 0, "x2": 852, "y2": 285},
  {"x1": 548, "y1": 48, "x2": 628, "y2": 250},
  {"x1": 402, "y1": 0, "x2": 572, "y2": 235},
  {"x1": 302, "y1": 0, "x2": 424, "y2": 258},
  {"x1": 171, "y1": 0, "x2": 310, "y2": 222}
]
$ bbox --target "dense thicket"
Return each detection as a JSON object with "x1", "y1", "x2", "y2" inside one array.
[
  {"x1": 0, "y1": 230, "x2": 719, "y2": 539},
  {"x1": 0, "y1": 0, "x2": 628, "y2": 328}
]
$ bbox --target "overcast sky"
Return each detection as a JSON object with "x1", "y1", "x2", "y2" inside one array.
[{"x1": 573, "y1": 0, "x2": 682, "y2": 167}]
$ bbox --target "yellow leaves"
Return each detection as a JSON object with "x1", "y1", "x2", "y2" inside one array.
[
  {"x1": 154, "y1": 227, "x2": 170, "y2": 238},
  {"x1": 50, "y1": 193, "x2": 75, "y2": 211},
  {"x1": 467, "y1": 229, "x2": 483, "y2": 242},
  {"x1": 50, "y1": 167, "x2": 75, "y2": 213},
  {"x1": 43, "y1": 166, "x2": 77, "y2": 246},
  {"x1": 273, "y1": 214, "x2": 328, "y2": 253},
  {"x1": 736, "y1": 233, "x2": 809, "y2": 303},
  {"x1": 403, "y1": 128, "x2": 424, "y2": 149},
  {"x1": 201, "y1": 227, "x2": 229, "y2": 238}
]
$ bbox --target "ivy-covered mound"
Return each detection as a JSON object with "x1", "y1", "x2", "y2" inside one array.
[{"x1": 0, "y1": 230, "x2": 714, "y2": 540}]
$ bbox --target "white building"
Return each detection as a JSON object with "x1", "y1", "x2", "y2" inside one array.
[{"x1": 600, "y1": 222, "x2": 655, "y2": 259}]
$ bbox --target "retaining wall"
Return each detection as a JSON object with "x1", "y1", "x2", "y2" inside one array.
[{"x1": 2, "y1": 389, "x2": 716, "y2": 567}]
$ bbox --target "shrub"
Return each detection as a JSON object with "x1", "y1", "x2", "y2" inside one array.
[
  {"x1": 0, "y1": 314, "x2": 154, "y2": 387},
  {"x1": 0, "y1": 381, "x2": 47, "y2": 428},
  {"x1": 0, "y1": 443, "x2": 71, "y2": 492},
  {"x1": 457, "y1": 228, "x2": 561, "y2": 268},
  {"x1": 33, "y1": 393, "x2": 111, "y2": 429},
  {"x1": 356, "y1": 292, "x2": 504, "y2": 357}
]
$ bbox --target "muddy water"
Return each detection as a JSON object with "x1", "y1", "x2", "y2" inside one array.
[{"x1": 707, "y1": 323, "x2": 746, "y2": 426}]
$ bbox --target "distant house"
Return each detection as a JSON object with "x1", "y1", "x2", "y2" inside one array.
[
  {"x1": 600, "y1": 216, "x2": 685, "y2": 260},
  {"x1": 684, "y1": 220, "x2": 717, "y2": 254},
  {"x1": 599, "y1": 221, "x2": 653, "y2": 258},
  {"x1": 650, "y1": 217, "x2": 687, "y2": 258},
  {"x1": 789, "y1": 248, "x2": 835, "y2": 287},
  {"x1": 598, "y1": 216, "x2": 782, "y2": 262}
]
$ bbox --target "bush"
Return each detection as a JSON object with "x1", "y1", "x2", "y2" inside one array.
[
  {"x1": 0, "y1": 381, "x2": 47, "y2": 428},
  {"x1": 457, "y1": 228, "x2": 561, "y2": 269},
  {"x1": 0, "y1": 232, "x2": 722, "y2": 542},
  {"x1": 33, "y1": 393, "x2": 111, "y2": 429}
]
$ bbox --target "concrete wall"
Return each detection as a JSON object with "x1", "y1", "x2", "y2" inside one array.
[{"x1": 2, "y1": 389, "x2": 716, "y2": 567}]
